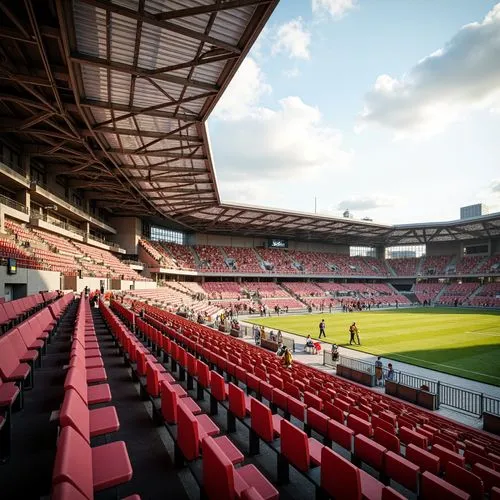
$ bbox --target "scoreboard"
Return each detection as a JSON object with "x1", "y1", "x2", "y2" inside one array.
[{"x1": 268, "y1": 239, "x2": 288, "y2": 249}]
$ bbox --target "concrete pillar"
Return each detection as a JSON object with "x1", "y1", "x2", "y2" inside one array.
[
  {"x1": 15, "y1": 189, "x2": 30, "y2": 210},
  {"x1": 21, "y1": 153, "x2": 30, "y2": 179}
]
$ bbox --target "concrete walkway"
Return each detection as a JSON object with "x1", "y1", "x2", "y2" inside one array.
[{"x1": 238, "y1": 315, "x2": 499, "y2": 431}]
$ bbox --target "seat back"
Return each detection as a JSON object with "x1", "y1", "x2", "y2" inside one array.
[
  {"x1": 281, "y1": 418, "x2": 310, "y2": 472},
  {"x1": 446, "y1": 461, "x2": 484, "y2": 500},
  {"x1": 210, "y1": 370, "x2": 227, "y2": 402},
  {"x1": 406, "y1": 443, "x2": 440, "y2": 475},
  {"x1": 8, "y1": 329, "x2": 28, "y2": 358},
  {"x1": 304, "y1": 391, "x2": 322, "y2": 411},
  {"x1": 324, "y1": 400, "x2": 344, "y2": 423},
  {"x1": 250, "y1": 398, "x2": 274, "y2": 442},
  {"x1": 186, "y1": 353, "x2": 197, "y2": 377},
  {"x1": 384, "y1": 451, "x2": 420, "y2": 492},
  {"x1": 354, "y1": 434, "x2": 386, "y2": 471},
  {"x1": 64, "y1": 367, "x2": 89, "y2": 405},
  {"x1": 420, "y1": 471, "x2": 470, "y2": 500},
  {"x1": 52, "y1": 481, "x2": 88, "y2": 500},
  {"x1": 161, "y1": 380, "x2": 178, "y2": 424},
  {"x1": 307, "y1": 407, "x2": 329, "y2": 435},
  {"x1": 472, "y1": 463, "x2": 500, "y2": 494},
  {"x1": 287, "y1": 396, "x2": 306, "y2": 422},
  {"x1": 320, "y1": 446, "x2": 361, "y2": 500},
  {"x1": 374, "y1": 426, "x2": 400, "y2": 454},
  {"x1": 177, "y1": 401, "x2": 200, "y2": 461},
  {"x1": 327, "y1": 419, "x2": 354, "y2": 451},
  {"x1": 60, "y1": 388, "x2": 91, "y2": 443},
  {"x1": 197, "y1": 360, "x2": 210, "y2": 388},
  {"x1": 271, "y1": 388, "x2": 288, "y2": 412},
  {"x1": 201, "y1": 436, "x2": 235, "y2": 500},
  {"x1": 0, "y1": 336, "x2": 21, "y2": 378},
  {"x1": 228, "y1": 383, "x2": 246, "y2": 419},
  {"x1": 347, "y1": 413, "x2": 372, "y2": 437},
  {"x1": 52, "y1": 426, "x2": 93, "y2": 500}
]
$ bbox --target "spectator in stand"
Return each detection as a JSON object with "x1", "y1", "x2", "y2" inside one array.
[
  {"x1": 319, "y1": 319, "x2": 326, "y2": 339},
  {"x1": 375, "y1": 357, "x2": 383, "y2": 386},
  {"x1": 386, "y1": 363, "x2": 395, "y2": 381},
  {"x1": 305, "y1": 334, "x2": 315, "y2": 351}
]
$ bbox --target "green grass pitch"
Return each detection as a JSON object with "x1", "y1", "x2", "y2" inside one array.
[{"x1": 247, "y1": 308, "x2": 500, "y2": 386}]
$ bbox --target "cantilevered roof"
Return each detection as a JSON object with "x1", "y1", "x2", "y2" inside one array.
[
  {"x1": 0, "y1": 1, "x2": 499, "y2": 246},
  {"x1": 0, "y1": 0, "x2": 277, "y2": 221}
]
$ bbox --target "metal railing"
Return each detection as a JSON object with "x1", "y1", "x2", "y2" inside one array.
[
  {"x1": 327, "y1": 353, "x2": 500, "y2": 417},
  {"x1": 0, "y1": 194, "x2": 29, "y2": 214}
]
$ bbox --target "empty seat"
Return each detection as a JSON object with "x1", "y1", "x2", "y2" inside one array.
[
  {"x1": 201, "y1": 435, "x2": 278, "y2": 500},
  {"x1": 52, "y1": 426, "x2": 133, "y2": 497},
  {"x1": 406, "y1": 443, "x2": 440, "y2": 475},
  {"x1": 446, "y1": 461, "x2": 484, "y2": 500},
  {"x1": 420, "y1": 471, "x2": 470, "y2": 500},
  {"x1": 320, "y1": 445, "x2": 383, "y2": 500},
  {"x1": 384, "y1": 451, "x2": 419, "y2": 493}
]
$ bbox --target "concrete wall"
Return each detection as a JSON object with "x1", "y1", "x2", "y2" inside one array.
[
  {"x1": 0, "y1": 266, "x2": 60, "y2": 298},
  {"x1": 109, "y1": 217, "x2": 141, "y2": 254},
  {"x1": 0, "y1": 203, "x2": 30, "y2": 232},
  {"x1": 121, "y1": 280, "x2": 157, "y2": 291}
]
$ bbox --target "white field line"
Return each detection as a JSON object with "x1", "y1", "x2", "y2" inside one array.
[
  {"x1": 358, "y1": 345, "x2": 500, "y2": 381},
  {"x1": 465, "y1": 331, "x2": 500, "y2": 337}
]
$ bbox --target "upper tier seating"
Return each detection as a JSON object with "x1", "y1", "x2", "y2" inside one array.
[
  {"x1": 477, "y1": 254, "x2": 500, "y2": 274},
  {"x1": 194, "y1": 245, "x2": 228, "y2": 272},
  {"x1": 420, "y1": 255, "x2": 453, "y2": 276},
  {"x1": 160, "y1": 243, "x2": 197, "y2": 271},
  {"x1": 254, "y1": 248, "x2": 297, "y2": 274},
  {"x1": 387, "y1": 258, "x2": 419, "y2": 276},
  {"x1": 223, "y1": 247, "x2": 263, "y2": 273},
  {"x1": 453, "y1": 255, "x2": 484, "y2": 275}
]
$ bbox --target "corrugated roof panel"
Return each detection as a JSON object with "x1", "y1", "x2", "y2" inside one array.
[
  {"x1": 109, "y1": 13, "x2": 139, "y2": 65},
  {"x1": 138, "y1": 24, "x2": 200, "y2": 71},
  {"x1": 74, "y1": 1, "x2": 107, "y2": 59},
  {"x1": 191, "y1": 59, "x2": 228, "y2": 85},
  {"x1": 132, "y1": 78, "x2": 184, "y2": 107},
  {"x1": 81, "y1": 66, "x2": 108, "y2": 102}
]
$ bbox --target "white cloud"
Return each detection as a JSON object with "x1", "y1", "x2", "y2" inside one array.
[
  {"x1": 312, "y1": 0, "x2": 357, "y2": 20},
  {"x1": 214, "y1": 96, "x2": 351, "y2": 183},
  {"x1": 212, "y1": 57, "x2": 271, "y2": 121},
  {"x1": 272, "y1": 18, "x2": 311, "y2": 60},
  {"x1": 210, "y1": 57, "x2": 352, "y2": 193},
  {"x1": 490, "y1": 179, "x2": 500, "y2": 193},
  {"x1": 360, "y1": 3, "x2": 500, "y2": 138},
  {"x1": 337, "y1": 195, "x2": 399, "y2": 211},
  {"x1": 283, "y1": 67, "x2": 301, "y2": 78}
]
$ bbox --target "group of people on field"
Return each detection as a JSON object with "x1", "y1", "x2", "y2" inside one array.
[{"x1": 317, "y1": 318, "x2": 361, "y2": 345}]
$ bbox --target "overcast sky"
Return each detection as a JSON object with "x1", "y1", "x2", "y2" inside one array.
[{"x1": 207, "y1": 0, "x2": 500, "y2": 224}]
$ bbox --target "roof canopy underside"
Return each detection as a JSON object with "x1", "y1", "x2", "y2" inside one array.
[{"x1": 1, "y1": 0, "x2": 499, "y2": 246}]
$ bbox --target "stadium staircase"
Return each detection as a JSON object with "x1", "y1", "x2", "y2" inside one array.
[
  {"x1": 445, "y1": 255, "x2": 458, "y2": 274},
  {"x1": 190, "y1": 246, "x2": 203, "y2": 269},
  {"x1": 415, "y1": 257, "x2": 425, "y2": 276},
  {"x1": 465, "y1": 284, "x2": 485, "y2": 304},
  {"x1": 433, "y1": 286, "x2": 448, "y2": 304},
  {"x1": 252, "y1": 248, "x2": 267, "y2": 271}
]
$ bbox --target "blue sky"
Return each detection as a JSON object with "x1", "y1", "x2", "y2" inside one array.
[{"x1": 208, "y1": 0, "x2": 500, "y2": 224}]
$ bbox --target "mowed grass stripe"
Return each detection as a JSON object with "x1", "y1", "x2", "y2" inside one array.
[{"x1": 247, "y1": 308, "x2": 500, "y2": 386}]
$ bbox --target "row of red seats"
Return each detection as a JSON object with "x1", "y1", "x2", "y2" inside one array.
[
  {"x1": 134, "y1": 301, "x2": 500, "y2": 453},
  {"x1": 0, "y1": 292, "x2": 48, "y2": 332},
  {"x1": 51, "y1": 297, "x2": 138, "y2": 500},
  {"x1": 102, "y1": 302, "x2": 451, "y2": 499},
  {"x1": 0, "y1": 293, "x2": 73, "y2": 462},
  {"x1": 125, "y1": 301, "x2": 500, "y2": 498},
  {"x1": 100, "y1": 300, "x2": 280, "y2": 500}
]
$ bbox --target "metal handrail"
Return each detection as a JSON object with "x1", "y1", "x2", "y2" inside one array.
[
  {"x1": 328, "y1": 353, "x2": 500, "y2": 417},
  {"x1": 0, "y1": 194, "x2": 29, "y2": 214}
]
